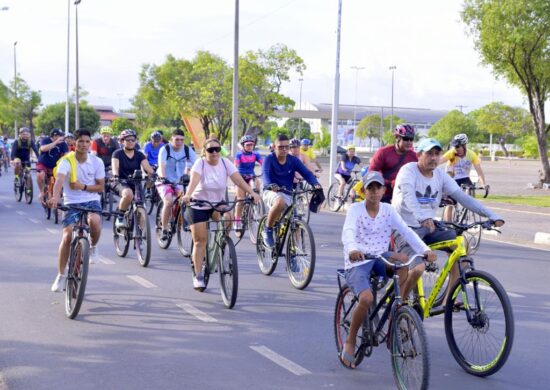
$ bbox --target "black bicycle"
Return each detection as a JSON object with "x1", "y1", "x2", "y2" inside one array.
[
  {"x1": 144, "y1": 165, "x2": 161, "y2": 215},
  {"x1": 14, "y1": 164, "x2": 34, "y2": 204},
  {"x1": 155, "y1": 175, "x2": 189, "y2": 250},
  {"x1": 326, "y1": 170, "x2": 361, "y2": 212},
  {"x1": 334, "y1": 254, "x2": 430, "y2": 390},
  {"x1": 112, "y1": 170, "x2": 153, "y2": 267},
  {"x1": 100, "y1": 168, "x2": 114, "y2": 221},
  {"x1": 235, "y1": 174, "x2": 264, "y2": 244}
]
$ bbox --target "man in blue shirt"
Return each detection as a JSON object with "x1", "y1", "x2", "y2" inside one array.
[
  {"x1": 261, "y1": 134, "x2": 322, "y2": 247},
  {"x1": 37, "y1": 128, "x2": 69, "y2": 203},
  {"x1": 143, "y1": 131, "x2": 165, "y2": 168}
]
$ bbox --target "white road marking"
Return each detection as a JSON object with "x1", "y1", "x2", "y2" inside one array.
[
  {"x1": 127, "y1": 275, "x2": 157, "y2": 289},
  {"x1": 16, "y1": 210, "x2": 26, "y2": 216},
  {"x1": 46, "y1": 228, "x2": 59, "y2": 235},
  {"x1": 177, "y1": 303, "x2": 218, "y2": 323},
  {"x1": 99, "y1": 256, "x2": 115, "y2": 265},
  {"x1": 250, "y1": 345, "x2": 312, "y2": 376},
  {"x1": 477, "y1": 284, "x2": 525, "y2": 298},
  {"x1": 28, "y1": 218, "x2": 41, "y2": 224},
  {"x1": 483, "y1": 236, "x2": 550, "y2": 252},
  {"x1": 4, "y1": 204, "x2": 13, "y2": 208},
  {"x1": 489, "y1": 206, "x2": 550, "y2": 217}
]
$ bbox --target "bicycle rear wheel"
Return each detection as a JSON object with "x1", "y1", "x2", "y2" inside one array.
[
  {"x1": 391, "y1": 305, "x2": 430, "y2": 390},
  {"x1": 144, "y1": 187, "x2": 157, "y2": 215},
  {"x1": 14, "y1": 179, "x2": 23, "y2": 202},
  {"x1": 155, "y1": 201, "x2": 172, "y2": 249},
  {"x1": 326, "y1": 183, "x2": 342, "y2": 212},
  {"x1": 286, "y1": 220, "x2": 315, "y2": 290},
  {"x1": 462, "y1": 210, "x2": 482, "y2": 255},
  {"x1": 334, "y1": 285, "x2": 365, "y2": 368},
  {"x1": 256, "y1": 216, "x2": 278, "y2": 275},
  {"x1": 43, "y1": 192, "x2": 51, "y2": 220},
  {"x1": 444, "y1": 270, "x2": 514, "y2": 377},
  {"x1": 65, "y1": 237, "x2": 90, "y2": 319},
  {"x1": 176, "y1": 206, "x2": 192, "y2": 257},
  {"x1": 24, "y1": 174, "x2": 33, "y2": 204},
  {"x1": 135, "y1": 207, "x2": 151, "y2": 267},
  {"x1": 113, "y1": 214, "x2": 130, "y2": 257},
  {"x1": 219, "y1": 237, "x2": 238, "y2": 309},
  {"x1": 247, "y1": 200, "x2": 265, "y2": 244}
]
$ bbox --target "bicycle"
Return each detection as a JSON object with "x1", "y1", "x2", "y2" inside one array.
[
  {"x1": 334, "y1": 254, "x2": 430, "y2": 390},
  {"x1": 235, "y1": 173, "x2": 264, "y2": 244},
  {"x1": 57, "y1": 204, "x2": 120, "y2": 319},
  {"x1": 41, "y1": 170, "x2": 55, "y2": 221},
  {"x1": 410, "y1": 219, "x2": 514, "y2": 377},
  {"x1": 144, "y1": 164, "x2": 160, "y2": 215},
  {"x1": 256, "y1": 187, "x2": 317, "y2": 290},
  {"x1": 13, "y1": 164, "x2": 34, "y2": 204},
  {"x1": 100, "y1": 168, "x2": 114, "y2": 221},
  {"x1": 188, "y1": 199, "x2": 241, "y2": 309},
  {"x1": 154, "y1": 175, "x2": 189, "y2": 251},
  {"x1": 112, "y1": 170, "x2": 153, "y2": 267},
  {"x1": 451, "y1": 184, "x2": 489, "y2": 254},
  {"x1": 326, "y1": 170, "x2": 361, "y2": 212}
]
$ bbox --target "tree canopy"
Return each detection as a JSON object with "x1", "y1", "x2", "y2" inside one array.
[
  {"x1": 35, "y1": 102, "x2": 100, "y2": 135},
  {"x1": 428, "y1": 110, "x2": 480, "y2": 146}
]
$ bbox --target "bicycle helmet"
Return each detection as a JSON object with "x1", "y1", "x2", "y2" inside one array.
[
  {"x1": 239, "y1": 134, "x2": 255, "y2": 145},
  {"x1": 65, "y1": 132, "x2": 75, "y2": 138},
  {"x1": 289, "y1": 138, "x2": 301, "y2": 147},
  {"x1": 119, "y1": 129, "x2": 137, "y2": 140},
  {"x1": 50, "y1": 128, "x2": 63, "y2": 137},
  {"x1": 451, "y1": 133, "x2": 468, "y2": 147},
  {"x1": 300, "y1": 138, "x2": 311, "y2": 146},
  {"x1": 393, "y1": 124, "x2": 416, "y2": 138},
  {"x1": 100, "y1": 126, "x2": 113, "y2": 135},
  {"x1": 19, "y1": 127, "x2": 30, "y2": 134},
  {"x1": 360, "y1": 166, "x2": 369, "y2": 177},
  {"x1": 151, "y1": 131, "x2": 162, "y2": 140}
]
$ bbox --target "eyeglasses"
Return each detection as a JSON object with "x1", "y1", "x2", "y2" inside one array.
[
  {"x1": 277, "y1": 145, "x2": 290, "y2": 150},
  {"x1": 244, "y1": 142, "x2": 255, "y2": 147},
  {"x1": 124, "y1": 138, "x2": 137, "y2": 142},
  {"x1": 206, "y1": 146, "x2": 222, "y2": 153},
  {"x1": 401, "y1": 137, "x2": 414, "y2": 142},
  {"x1": 173, "y1": 138, "x2": 185, "y2": 142}
]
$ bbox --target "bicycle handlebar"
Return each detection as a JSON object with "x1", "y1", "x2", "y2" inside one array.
[
  {"x1": 364, "y1": 253, "x2": 427, "y2": 270},
  {"x1": 189, "y1": 198, "x2": 250, "y2": 212},
  {"x1": 435, "y1": 219, "x2": 501, "y2": 233}
]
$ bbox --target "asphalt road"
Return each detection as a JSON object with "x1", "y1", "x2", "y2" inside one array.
[{"x1": 0, "y1": 170, "x2": 549, "y2": 390}]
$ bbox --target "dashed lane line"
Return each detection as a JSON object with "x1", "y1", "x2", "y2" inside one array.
[
  {"x1": 4, "y1": 204, "x2": 13, "y2": 208},
  {"x1": 250, "y1": 345, "x2": 312, "y2": 376},
  {"x1": 99, "y1": 256, "x2": 116, "y2": 265},
  {"x1": 489, "y1": 206, "x2": 550, "y2": 217},
  {"x1": 28, "y1": 218, "x2": 41, "y2": 224},
  {"x1": 16, "y1": 210, "x2": 27, "y2": 216},
  {"x1": 46, "y1": 228, "x2": 59, "y2": 235},
  {"x1": 477, "y1": 284, "x2": 525, "y2": 298},
  {"x1": 177, "y1": 303, "x2": 218, "y2": 323},
  {"x1": 127, "y1": 275, "x2": 157, "y2": 289}
]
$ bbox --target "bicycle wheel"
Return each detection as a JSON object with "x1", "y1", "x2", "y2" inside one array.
[
  {"x1": 295, "y1": 193, "x2": 311, "y2": 223},
  {"x1": 391, "y1": 305, "x2": 430, "y2": 390},
  {"x1": 65, "y1": 237, "x2": 90, "y2": 319},
  {"x1": 286, "y1": 219, "x2": 315, "y2": 290},
  {"x1": 24, "y1": 174, "x2": 33, "y2": 204},
  {"x1": 219, "y1": 237, "x2": 238, "y2": 309},
  {"x1": 14, "y1": 178, "x2": 23, "y2": 202},
  {"x1": 144, "y1": 187, "x2": 156, "y2": 215},
  {"x1": 334, "y1": 285, "x2": 366, "y2": 368},
  {"x1": 176, "y1": 208, "x2": 192, "y2": 257},
  {"x1": 134, "y1": 207, "x2": 151, "y2": 267},
  {"x1": 43, "y1": 191, "x2": 51, "y2": 220},
  {"x1": 326, "y1": 183, "x2": 342, "y2": 212},
  {"x1": 155, "y1": 200, "x2": 172, "y2": 249},
  {"x1": 462, "y1": 210, "x2": 482, "y2": 255},
  {"x1": 444, "y1": 270, "x2": 514, "y2": 376},
  {"x1": 420, "y1": 254, "x2": 449, "y2": 308},
  {"x1": 256, "y1": 216, "x2": 278, "y2": 275},
  {"x1": 247, "y1": 200, "x2": 264, "y2": 245},
  {"x1": 112, "y1": 214, "x2": 130, "y2": 257}
]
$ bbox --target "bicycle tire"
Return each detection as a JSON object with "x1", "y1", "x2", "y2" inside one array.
[
  {"x1": 334, "y1": 284, "x2": 366, "y2": 368},
  {"x1": 135, "y1": 207, "x2": 151, "y2": 267},
  {"x1": 391, "y1": 305, "x2": 430, "y2": 390},
  {"x1": 65, "y1": 237, "x2": 90, "y2": 319},
  {"x1": 326, "y1": 183, "x2": 342, "y2": 212},
  {"x1": 219, "y1": 237, "x2": 238, "y2": 309},
  {"x1": 14, "y1": 179, "x2": 23, "y2": 202},
  {"x1": 256, "y1": 216, "x2": 278, "y2": 275},
  {"x1": 247, "y1": 200, "x2": 264, "y2": 245},
  {"x1": 444, "y1": 270, "x2": 514, "y2": 377},
  {"x1": 286, "y1": 219, "x2": 315, "y2": 290},
  {"x1": 24, "y1": 174, "x2": 33, "y2": 204},
  {"x1": 420, "y1": 258, "x2": 449, "y2": 309},
  {"x1": 462, "y1": 210, "x2": 482, "y2": 255},
  {"x1": 113, "y1": 214, "x2": 130, "y2": 257},
  {"x1": 144, "y1": 187, "x2": 157, "y2": 215},
  {"x1": 155, "y1": 200, "x2": 172, "y2": 249},
  {"x1": 43, "y1": 192, "x2": 51, "y2": 220},
  {"x1": 176, "y1": 207, "x2": 192, "y2": 257},
  {"x1": 295, "y1": 193, "x2": 311, "y2": 223}
]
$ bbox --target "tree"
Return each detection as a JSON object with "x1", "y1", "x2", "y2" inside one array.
[
  {"x1": 462, "y1": 0, "x2": 550, "y2": 182},
  {"x1": 283, "y1": 118, "x2": 311, "y2": 139},
  {"x1": 0, "y1": 79, "x2": 13, "y2": 136},
  {"x1": 35, "y1": 102, "x2": 100, "y2": 134},
  {"x1": 356, "y1": 114, "x2": 382, "y2": 150},
  {"x1": 269, "y1": 126, "x2": 290, "y2": 144},
  {"x1": 110, "y1": 117, "x2": 134, "y2": 135},
  {"x1": 428, "y1": 110, "x2": 479, "y2": 146},
  {"x1": 313, "y1": 126, "x2": 331, "y2": 156},
  {"x1": 380, "y1": 115, "x2": 406, "y2": 146},
  {"x1": 10, "y1": 76, "x2": 42, "y2": 137}
]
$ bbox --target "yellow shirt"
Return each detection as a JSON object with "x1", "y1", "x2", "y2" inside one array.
[
  {"x1": 443, "y1": 149, "x2": 480, "y2": 180},
  {"x1": 352, "y1": 180, "x2": 365, "y2": 201},
  {"x1": 300, "y1": 147, "x2": 315, "y2": 161}
]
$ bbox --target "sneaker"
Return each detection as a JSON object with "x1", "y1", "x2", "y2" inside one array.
[
  {"x1": 193, "y1": 274, "x2": 206, "y2": 291},
  {"x1": 51, "y1": 274, "x2": 66, "y2": 292},
  {"x1": 89, "y1": 246, "x2": 99, "y2": 264},
  {"x1": 161, "y1": 230, "x2": 170, "y2": 241},
  {"x1": 262, "y1": 227, "x2": 275, "y2": 248},
  {"x1": 115, "y1": 216, "x2": 126, "y2": 229},
  {"x1": 233, "y1": 218, "x2": 242, "y2": 231}
]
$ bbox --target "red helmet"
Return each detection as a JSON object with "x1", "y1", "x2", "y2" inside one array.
[{"x1": 393, "y1": 124, "x2": 415, "y2": 139}]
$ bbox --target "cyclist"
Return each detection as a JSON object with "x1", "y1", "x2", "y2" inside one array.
[
  {"x1": 111, "y1": 129, "x2": 156, "y2": 228},
  {"x1": 233, "y1": 134, "x2": 263, "y2": 236},
  {"x1": 368, "y1": 123, "x2": 418, "y2": 204},
  {"x1": 91, "y1": 126, "x2": 119, "y2": 170},
  {"x1": 261, "y1": 134, "x2": 322, "y2": 248},
  {"x1": 182, "y1": 137, "x2": 260, "y2": 290},
  {"x1": 36, "y1": 128, "x2": 69, "y2": 203},
  {"x1": 439, "y1": 133, "x2": 488, "y2": 221},
  {"x1": 340, "y1": 170, "x2": 436, "y2": 368},
  {"x1": 48, "y1": 129, "x2": 106, "y2": 291},
  {"x1": 0, "y1": 137, "x2": 6, "y2": 175},
  {"x1": 300, "y1": 138, "x2": 323, "y2": 173},
  {"x1": 143, "y1": 130, "x2": 165, "y2": 168},
  {"x1": 65, "y1": 132, "x2": 76, "y2": 152},
  {"x1": 349, "y1": 166, "x2": 370, "y2": 201},
  {"x1": 10, "y1": 127, "x2": 39, "y2": 182},
  {"x1": 156, "y1": 129, "x2": 197, "y2": 240},
  {"x1": 335, "y1": 145, "x2": 362, "y2": 199},
  {"x1": 391, "y1": 138, "x2": 504, "y2": 301}
]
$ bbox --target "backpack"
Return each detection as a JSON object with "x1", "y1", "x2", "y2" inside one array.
[
  {"x1": 164, "y1": 143, "x2": 189, "y2": 161},
  {"x1": 17, "y1": 139, "x2": 32, "y2": 150}
]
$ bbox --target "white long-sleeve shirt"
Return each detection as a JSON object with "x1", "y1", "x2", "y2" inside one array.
[{"x1": 341, "y1": 201, "x2": 430, "y2": 270}]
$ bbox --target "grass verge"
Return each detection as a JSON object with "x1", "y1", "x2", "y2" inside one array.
[{"x1": 481, "y1": 195, "x2": 550, "y2": 208}]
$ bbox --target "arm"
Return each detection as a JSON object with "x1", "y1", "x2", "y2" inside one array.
[
  {"x1": 141, "y1": 159, "x2": 155, "y2": 176},
  {"x1": 31, "y1": 142, "x2": 39, "y2": 158},
  {"x1": 390, "y1": 208, "x2": 430, "y2": 254},
  {"x1": 10, "y1": 142, "x2": 17, "y2": 160},
  {"x1": 157, "y1": 146, "x2": 167, "y2": 178},
  {"x1": 473, "y1": 163, "x2": 486, "y2": 187},
  {"x1": 182, "y1": 169, "x2": 201, "y2": 203},
  {"x1": 230, "y1": 171, "x2": 260, "y2": 203},
  {"x1": 450, "y1": 189, "x2": 503, "y2": 222},
  {"x1": 48, "y1": 172, "x2": 66, "y2": 207},
  {"x1": 40, "y1": 138, "x2": 63, "y2": 153},
  {"x1": 111, "y1": 156, "x2": 120, "y2": 177},
  {"x1": 295, "y1": 158, "x2": 319, "y2": 186}
]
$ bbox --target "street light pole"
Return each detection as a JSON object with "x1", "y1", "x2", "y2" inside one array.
[
  {"x1": 230, "y1": 0, "x2": 239, "y2": 158},
  {"x1": 74, "y1": 0, "x2": 82, "y2": 130},
  {"x1": 351, "y1": 65, "x2": 364, "y2": 145},
  {"x1": 298, "y1": 77, "x2": 303, "y2": 139},
  {"x1": 328, "y1": 0, "x2": 342, "y2": 188},
  {"x1": 389, "y1": 65, "x2": 396, "y2": 132},
  {"x1": 65, "y1": 0, "x2": 71, "y2": 135},
  {"x1": 13, "y1": 41, "x2": 17, "y2": 135}
]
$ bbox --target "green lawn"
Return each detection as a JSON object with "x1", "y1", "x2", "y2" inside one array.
[{"x1": 481, "y1": 195, "x2": 550, "y2": 208}]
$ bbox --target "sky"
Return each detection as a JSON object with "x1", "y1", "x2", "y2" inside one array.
[{"x1": 0, "y1": 0, "x2": 529, "y2": 114}]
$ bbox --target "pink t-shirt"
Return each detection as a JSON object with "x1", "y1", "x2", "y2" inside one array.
[{"x1": 190, "y1": 157, "x2": 237, "y2": 208}]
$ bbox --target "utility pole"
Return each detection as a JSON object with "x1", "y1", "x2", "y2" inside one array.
[
  {"x1": 298, "y1": 77, "x2": 303, "y2": 139},
  {"x1": 74, "y1": 0, "x2": 82, "y2": 130},
  {"x1": 351, "y1": 65, "x2": 364, "y2": 145},
  {"x1": 389, "y1": 65, "x2": 396, "y2": 133},
  {"x1": 456, "y1": 104, "x2": 468, "y2": 113},
  {"x1": 13, "y1": 41, "x2": 17, "y2": 135},
  {"x1": 328, "y1": 0, "x2": 342, "y2": 187},
  {"x1": 65, "y1": 0, "x2": 71, "y2": 135},
  {"x1": 230, "y1": 0, "x2": 239, "y2": 157}
]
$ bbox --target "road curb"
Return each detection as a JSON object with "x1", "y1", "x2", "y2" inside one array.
[{"x1": 534, "y1": 232, "x2": 550, "y2": 246}]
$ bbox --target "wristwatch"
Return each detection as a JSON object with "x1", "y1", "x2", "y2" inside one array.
[{"x1": 83, "y1": 184, "x2": 88, "y2": 191}]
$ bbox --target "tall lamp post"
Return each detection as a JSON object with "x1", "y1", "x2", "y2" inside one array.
[
  {"x1": 351, "y1": 65, "x2": 364, "y2": 145},
  {"x1": 389, "y1": 65, "x2": 396, "y2": 132},
  {"x1": 65, "y1": 0, "x2": 71, "y2": 135},
  {"x1": 230, "y1": 0, "x2": 239, "y2": 158},
  {"x1": 298, "y1": 77, "x2": 303, "y2": 139},
  {"x1": 13, "y1": 41, "x2": 17, "y2": 135},
  {"x1": 74, "y1": 0, "x2": 82, "y2": 130}
]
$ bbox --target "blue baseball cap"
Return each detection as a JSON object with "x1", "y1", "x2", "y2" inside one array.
[{"x1": 415, "y1": 138, "x2": 442, "y2": 152}]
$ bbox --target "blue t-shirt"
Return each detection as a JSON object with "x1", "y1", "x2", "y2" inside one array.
[
  {"x1": 336, "y1": 155, "x2": 361, "y2": 175},
  {"x1": 262, "y1": 153, "x2": 319, "y2": 191},
  {"x1": 38, "y1": 137, "x2": 69, "y2": 169},
  {"x1": 158, "y1": 144, "x2": 197, "y2": 184},
  {"x1": 143, "y1": 141, "x2": 164, "y2": 167},
  {"x1": 234, "y1": 150, "x2": 263, "y2": 176}
]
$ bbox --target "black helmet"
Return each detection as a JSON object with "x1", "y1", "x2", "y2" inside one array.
[{"x1": 50, "y1": 128, "x2": 63, "y2": 138}]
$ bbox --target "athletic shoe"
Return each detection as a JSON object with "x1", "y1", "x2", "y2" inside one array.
[
  {"x1": 193, "y1": 274, "x2": 206, "y2": 290},
  {"x1": 89, "y1": 246, "x2": 99, "y2": 264},
  {"x1": 262, "y1": 227, "x2": 275, "y2": 247},
  {"x1": 51, "y1": 274, "x2": 66, "y2": 292}
]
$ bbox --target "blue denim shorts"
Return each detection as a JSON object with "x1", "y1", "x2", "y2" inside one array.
[
  {"x1": 345, "y1": 257, "x2": 387, "y2": 296},
  {"x1": 62, "y1": 200, "x2": 102, "y2": 227}
]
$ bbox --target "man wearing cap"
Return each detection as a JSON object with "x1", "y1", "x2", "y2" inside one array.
[
  {"x1": 91, "y1": 126, "x2": 119, "y2": 171},
  {"x1": 143, "y1": 131, "x2": 165, "y2": 168},
  {"x1": 10, "y1": 127, "x2": 39, "y2": 182},
  {"x1": 36, "y1": 128, "x2": 69, "y2": 203},
  {"x1": 340, "y1": 170, "x2": 436, "y2": 368},
  {"x1": 392, "y1": 138, "x2": 504, "y2": 298}
]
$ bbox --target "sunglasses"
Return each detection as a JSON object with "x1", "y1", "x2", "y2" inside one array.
[
  {"x1": 206, "y1": 146, "x2": 222, "y2": 153},
  {"x1": 124, "y1": 138, "x2": 137, "y2": 142},
  {"x1": 277, "y1": 145, "x2": 290, "y2": 150},
  {"x1": 244, "y1": 142, "x2": 255, "y2": 147},
  {"x1": 401, "y1": 137, "x2": 414, "y2": 142}
]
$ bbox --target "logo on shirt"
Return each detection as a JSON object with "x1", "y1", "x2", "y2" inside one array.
[{"x1": 415, "y1": 186, "x2": 438, "y2": 204}]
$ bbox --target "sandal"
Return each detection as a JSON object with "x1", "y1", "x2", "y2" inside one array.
[{"x1": 339, "y1": 349, "x2": 356, "y2": 369}]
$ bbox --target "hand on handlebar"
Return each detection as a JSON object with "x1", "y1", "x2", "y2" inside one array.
[
  {"x1": 266, "y1": 184, "x2": 280, "y2": 192},
  {"x1": 182, "y1": 195, "x2": 191, "y2": 205},
  {"x1": 250, "y1": 191, "x2": 261, "y2": 204},
  {"x1": 420, "y1": 218, "x2": 436, "y2": 233},
  {"x1": 423, "y1": 250, "x2": 437, "y2": 263},
  {"x1": 313, "y1": 184, "x2": 322, "y2": 191},
  {"x1": 348, "y1": 250, "x2": 364, "y2": 262}
]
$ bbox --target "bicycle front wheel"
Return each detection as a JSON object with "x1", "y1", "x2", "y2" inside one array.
[
  {"x1": 295, "y1": 193, "x2": 311, "y2": 223},
  {"x1": 65, "y1": 237, "x2": 90, "y2": 319},
  {"x1": 135, "y1": 207, "x2": 151, "y2": 267},
  {"x1": 155, "y1": 200, "x2": 172, "y2": 249},
  {"x1": 43, "y1": 192, "x2": 51, "y2": 220},
  {"x1": 256, "y1": 216, "x2": 278, "y2": 275},
  {"x1": 113, "y1": 214, "x2": 130, "y2": 257},
  {"x1": 144, "y1": 187, "x2": 156, "y2": 215},
  {"x1": 24, "y1": 174, "x2": 33, "y2": 204},
  {"x1": 462, "y1": 210, "x2": 482, "y2": 255},
  {"x1": 285, "y1": 220, "x2": 315, "y2": 290},
  {"x1": 176, "y1": 206, "x2": 192, "y2": 257},
  {"x1": 219, "y1": 237, "x2": 238, "y2": 309},
  {"x1": 326, "y1": 183, "x2": 342, "y2": 212},
  {"x1": 391, "y1": 305, "x2": 430, "y2": 390},
  {"x1": 247, "y1": 200, "x2": 265, "y2": 245},
  {"x1": 14, "y1": 179, "x2": 23, "y2": 202},
  {"x1": 444, "y1": 270, "x2": 514, "y2": 377},
  {"x1": 334, "y1": 285, "x2": 365, "y2": 368}
]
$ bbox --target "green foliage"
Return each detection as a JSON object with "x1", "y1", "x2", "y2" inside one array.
[
  {"x1": 110, "y1": 117, "x2": 134, "y2": 135},
  {"x1": 517, "y1": 135, "x2": 540, "y2": 158},
  {"x1": 356, "y1": 114, "x2": 382, "y2": 144},
  {"x1": 0, "y1": 79, "x2": 13, "y2": 135},
  {"x1": 9, "y1": 76, "x2": 42, "y2": 136},
  {"x1": 313, "y1": 126, "x2": 331, "y2": 156},
  {"x1": 428, "y1": 110, "x2": 479, "y2": 146},
  {"x1": 35, "y1": 102, "x2": 99, "y2": 134},
  {"x1": 269, "y1": 126, "x2": 290, "y2": 143},
  {"x1": 470, "y1": 102, "x2": 531, "y2": 140},
  {"x1": 283, "y1": 118, "x2": 311, "y2": 139}
]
